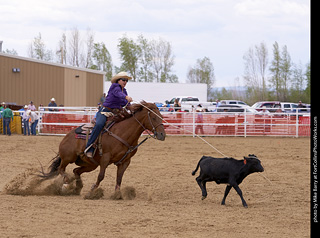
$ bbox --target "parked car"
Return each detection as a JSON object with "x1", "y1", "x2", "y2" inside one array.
[
  {"x1": 292, "y1": 103, "x2": 311, "y2": 113},
  {"x1": 251, "y1": 101, "x2": 281, "y2": 112},
  {"x1": 217, "y1": 104, "x2": 258, "y2": 113},
  {"x1": 220, "y1": 100, "x2": 248, "y2": 106},
  {"x1": 165, "y1": 96, "x2": 214, "y2": 112},
  {"x1": 252, "y1": 101, "x2": 310, "y2": 113}
]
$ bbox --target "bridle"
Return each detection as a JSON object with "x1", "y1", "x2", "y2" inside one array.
[
  {"x1": 132, "y1": 108, "x2": 164, "y2": 139},
  {"x1": 108, "y1": 106, "x2": 164, "y2": 166}
]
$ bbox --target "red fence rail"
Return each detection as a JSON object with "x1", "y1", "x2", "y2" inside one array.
[
  {"x1": 161, "y1": 112, "x2": 310, "y2": 137},
  {"x1": 37, "y1": 108, "x2": 310, "y2": 137}
]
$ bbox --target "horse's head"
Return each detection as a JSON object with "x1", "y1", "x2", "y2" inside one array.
[{"x1": 133, "y1": 102, "x2": 166, "y2": 141}]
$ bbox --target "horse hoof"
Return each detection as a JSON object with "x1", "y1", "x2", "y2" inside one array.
[
  {"x1": 84, "y1": 188, "x2": 104, "y2": 200},
  {"x1": 201, "y1": 196, "x2": 207, "y2": 200},
  {"x1": 91, "y1": 184, "x2": 97, "y2": 191}
]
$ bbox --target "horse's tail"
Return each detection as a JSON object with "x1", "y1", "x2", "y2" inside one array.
[
  {"x1": 38, "y1": 154, "x2": 61, "y2": 179},
  {"x1": 191, "y1": 156, "x2": 206, "y2": 176}
]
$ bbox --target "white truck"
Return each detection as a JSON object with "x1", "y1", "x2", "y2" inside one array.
[{"x1": 165, "y1": 96, "x2": 216, "y2": 111}]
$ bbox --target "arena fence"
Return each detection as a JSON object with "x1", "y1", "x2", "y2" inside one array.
[{"x1": 34, "y1": 106, "x2": 310, "y2": 138}]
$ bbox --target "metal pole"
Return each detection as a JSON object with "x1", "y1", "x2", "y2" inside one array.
[{"x1": 296, "y1": 109, "x2": 299, "y2": 138}]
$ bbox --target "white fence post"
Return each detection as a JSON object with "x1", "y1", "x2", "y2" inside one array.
[
  {"x1": 192, "y1": 108, "x2": 196, "y2": 137},
  {"x1": 295, "y1": 109, "x2": 299, "y2": 138},
  {"x1": 244, "y1": 109, "x2": 247, "y2": 138}
]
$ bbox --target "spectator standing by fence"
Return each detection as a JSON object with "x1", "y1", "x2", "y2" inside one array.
[
  {"x1": 0, "y1": 102, "x2": 4, "y2": 122},
  {"x1": 27, "y1": 110, "x2": 39, "y2": 135},
  {"x1": 48, "y1": 98, "x2": 58, "y2": 111},
  {"x1": 28, "y1": 101, "x2": 36, "y2": 111},
  {"x1": 195, "y1": 105, "x2": 205, "y2": 135},
  {"x1": 174, "y1": 99, "x2": 181, "y2": 112},
  {"x1": 2, "y1": 104, "x2": 13, "y2": 136},
  {"x1": 22, "y1": 105, "x2": 30, "y2": 136}
]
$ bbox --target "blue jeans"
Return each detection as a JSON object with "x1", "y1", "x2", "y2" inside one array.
[
  {"x1": 3, "y1": 118, "x2": 11, "y2": 135},
  {"x1": 23, "y1": 119, "x2": 30, "y2": 135},
  {"x1": 85, "y1": 107, "x2": 110, "y2": 152},
  {"x1": 31, "y1": 120, "x2": 38, "y2": 135}
]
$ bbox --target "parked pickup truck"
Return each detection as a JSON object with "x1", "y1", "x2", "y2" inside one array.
[{"x1": 165, "y1": 96, "x2": 215, "y2": 111}]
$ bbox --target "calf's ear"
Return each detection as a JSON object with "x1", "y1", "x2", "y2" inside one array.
[{"x1": 243, "y1": 156, "x2": 248, "y2": 165}]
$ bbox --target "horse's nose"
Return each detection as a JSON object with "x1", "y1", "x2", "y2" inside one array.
[{"x1": 157, "y1": 132, "x2": 166, "y2": 141}]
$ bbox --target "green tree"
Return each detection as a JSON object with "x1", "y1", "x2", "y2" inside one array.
[
  {"x1": 211, "y1": 87, "x2": 233, "y2": 101},
  {"x1": 289, "y1": 62, "x2": 305, "y2": 102},
  {"x1": 269, "y1": 42, "x2": 282, "y2": 100},
  {"x1": 137, "y1": 34, "x2": 153, "y2": 82},
  {"x1": 187, "y1": 56, "x2": 215, "y2": 98},
  {"x1": 28, "y1": 32, "x2": 53, "y2": 61},
  {"x1": 304, "y1": 62, "x2": 310, "y2": 103},
  {"x1": 149, "y1": 37, "x2": 177, "y2": 83},
  {"x1": 56, "y1": 32, "x2": 67, "y2": 64},
  {"x1": 280, "y1": 45, "x2": 292, "y2": 101},
  {"x1": 118, "y1": 35, "x2": 140, "y2": 81},
  {"x1": 243, "y1": 42, "x2": 269, "y2": 102},
  {"x1": 3, "y1": 48, "x2": 18, "y2": 55},
  {"x1": 269, "y1": 42, "x2": 293, "y2": 101},
  {"x1": 91, "y1": 42, "x2": 113, "y2": 80}
]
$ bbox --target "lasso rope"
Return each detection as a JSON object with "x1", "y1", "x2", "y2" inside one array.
[
  {"x1": 134, "y1": 101, "x2": 273, "y2": 190},
  {"x1": 133, "y1": 101, "x2": 228, "y2": 158}
]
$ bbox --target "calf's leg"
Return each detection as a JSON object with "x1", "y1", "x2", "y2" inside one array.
[
  {"x1": 196, "y1": 176, "x2": 207, "y2": 200},
  {"x1": 232, "y1": 184, "x2": 248, "y2": 208},
  {"x1": 221, "y1": 185, "x2": 232, "y2": 205}
]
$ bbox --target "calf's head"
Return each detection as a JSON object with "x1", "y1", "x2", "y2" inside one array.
[{"x1": 244, "y1": 154, "x2": 264, "y2": 173}]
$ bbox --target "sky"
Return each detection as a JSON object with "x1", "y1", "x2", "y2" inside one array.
[{"x1": 0, "y1": 0, "x2": 310, "y2": 87}]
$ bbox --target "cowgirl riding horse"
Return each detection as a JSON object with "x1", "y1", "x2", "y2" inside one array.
[{"x1": 84, "y1": 72, "x2": 133, "y2": 159}]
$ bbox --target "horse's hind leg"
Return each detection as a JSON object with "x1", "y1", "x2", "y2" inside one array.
[{"x1": 58, "y1": 159, "x2": 70, "y2": 184}]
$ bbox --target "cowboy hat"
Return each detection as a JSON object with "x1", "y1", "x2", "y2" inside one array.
[{"x1": 111, "y1": 72, "x2": 132, "y2": 84}]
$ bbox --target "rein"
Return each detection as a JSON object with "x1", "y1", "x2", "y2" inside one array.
[
  {"x1": 133, "y1": 101, "x2": 228, "y2": 158},
  {"x1": 132, "y1": 109, "x2": 163, "y2": 139}
]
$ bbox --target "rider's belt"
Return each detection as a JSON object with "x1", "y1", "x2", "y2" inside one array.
[{"x1": 103, "y1": 106, "x2": 113, "y2": 111}]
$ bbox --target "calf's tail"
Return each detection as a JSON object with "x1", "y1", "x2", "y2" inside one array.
[{"x1": 191, "y1": 156, "x2": 205, "y2": 176}]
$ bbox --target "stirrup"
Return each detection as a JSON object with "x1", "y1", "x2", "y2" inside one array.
[{"x1": 81, "y1": 153, "x2": 99, "y2": 166}]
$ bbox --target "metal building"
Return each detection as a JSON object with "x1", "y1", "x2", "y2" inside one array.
[{"x1": 0, "y1": 53, "x2": 105, "y2": 107}]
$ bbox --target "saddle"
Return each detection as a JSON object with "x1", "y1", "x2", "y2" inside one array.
[
  {"x1": 75, "y1": 123, "x2": 94, "y2": 139},
  {"x1": 75, "y1": 120, "x2": 115, "y2": 140}
]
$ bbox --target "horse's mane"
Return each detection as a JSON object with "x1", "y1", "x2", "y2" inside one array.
[{"x1": 112, "y1": 101, "x2": 149, "y2": 123}]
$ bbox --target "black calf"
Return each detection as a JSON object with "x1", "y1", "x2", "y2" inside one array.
[{"x1": 192, "y1": 154, "x2": 264, "y2": 208}]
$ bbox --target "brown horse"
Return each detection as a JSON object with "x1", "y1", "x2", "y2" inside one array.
[{"x1": 40, "y1": 102, "x2": 166, "y2": 195}]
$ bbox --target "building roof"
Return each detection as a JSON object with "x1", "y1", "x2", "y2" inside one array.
[{"x1": 0, "y1": 52, "x2": 106, "y2": 75}]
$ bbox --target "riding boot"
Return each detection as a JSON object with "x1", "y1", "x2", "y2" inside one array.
[{"x1": 84, "y1": 146, "x2": 94, "y2": 158}]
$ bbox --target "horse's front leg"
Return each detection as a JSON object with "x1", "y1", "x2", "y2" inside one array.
[
  {"x1": 115, "y1": 158, "x2": 131, "y2": 191},
  {"x1": 91, "y1": 153, "x2": 111, "y2": 191}
]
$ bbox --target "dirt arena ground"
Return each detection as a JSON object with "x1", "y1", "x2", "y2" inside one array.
[{"x1": 0, "y1": 135, "x2": 310, "y2": 237}]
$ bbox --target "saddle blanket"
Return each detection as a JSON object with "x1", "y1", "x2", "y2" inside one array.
[{"x1": 75, "y1": 134, "x2": 88, "y2": 140}]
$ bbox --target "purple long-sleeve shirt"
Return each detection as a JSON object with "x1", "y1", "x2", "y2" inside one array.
[{"x1": 103, "y1": 83, "x2": 129, "y2": 109}]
